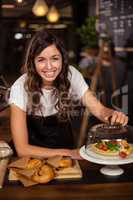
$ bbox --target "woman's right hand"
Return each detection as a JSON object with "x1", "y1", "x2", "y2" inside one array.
[{"x1": 69, "y1": 149, "x2": 83, "y2": 160}]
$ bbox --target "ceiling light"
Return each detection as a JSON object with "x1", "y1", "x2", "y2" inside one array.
[
  {"x1": 2, "y1": 4, "x2": 15, "y2": 8},
  {"x1": 19, "y1": 21, "x2": 27, "y2": 28},
  {"x1": 14, "y1": 33, "x2": 23, "y2": 40},
  {"x1": 32, "y1": 0, "x2": 48, "y2": 17},
  {"x1": 16, "y1": 0, "x2": 23, "y2": 3},
  {"x1": 47, "y1": 6, "x2": 60, "y2": 23}
]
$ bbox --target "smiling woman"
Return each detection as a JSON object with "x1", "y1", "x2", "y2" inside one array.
[{"x1": 8, "y1": 29, "x2": 128, "y2": 160}]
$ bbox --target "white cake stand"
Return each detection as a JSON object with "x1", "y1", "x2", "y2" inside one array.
[{"x1": 80, "y1": 145, "x2": 133, "y2": 176}]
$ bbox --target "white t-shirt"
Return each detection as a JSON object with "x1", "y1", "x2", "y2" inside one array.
[{"x1": 9, "y1": 65, "x2": 89, "y2": 117}]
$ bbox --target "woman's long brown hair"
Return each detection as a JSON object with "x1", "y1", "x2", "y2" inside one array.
[{"x1": 23, "y1": 29, "x2": 71, "y2": 120}]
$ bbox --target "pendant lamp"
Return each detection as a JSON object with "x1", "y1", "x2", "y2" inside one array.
[{"x1": 32, "y1": 0, "x2": 48, "y2": 17}]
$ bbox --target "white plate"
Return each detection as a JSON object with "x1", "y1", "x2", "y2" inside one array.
[{"x1": 80, "y1": 145, "x2": 133, "y2": 165}]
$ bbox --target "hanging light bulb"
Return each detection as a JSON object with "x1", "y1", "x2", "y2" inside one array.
[
  {"x1": 32, "y1": 0, "x2": 48, "y2": 17},
  {"x1": 47, "y1": 6, "x2": 60, "y2": 23},
  {"x1": 16, "y1": 0, "x2": 23, "y2": 3},
  {"x1": 19, "y1": 20, "x2": 27, "y2": 28}
]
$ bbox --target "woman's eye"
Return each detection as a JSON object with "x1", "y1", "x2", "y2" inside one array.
[
  {"x1": 51, "y1": 57, "x2": 59, "y2": 61},
  {"x1": 37, "y1": 59, "x2": 45, "y2": 63}
]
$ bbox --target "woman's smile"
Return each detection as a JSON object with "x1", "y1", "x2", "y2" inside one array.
[{"x1": 42, "y1": 70, "x2": 56, "y2": 78}]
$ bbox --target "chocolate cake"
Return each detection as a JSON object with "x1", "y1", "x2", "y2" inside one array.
[{"x1": 95, "y1": 124, "x2": 128, "y2": 140}]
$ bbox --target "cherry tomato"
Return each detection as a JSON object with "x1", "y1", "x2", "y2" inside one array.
[
  {"x1": 119, "y1": 151, "x2": 127, "y2": 158},
  {"x1": 98, "y1": 144, "x2": 104, "y2": 149},
  {"x1": 101, "y1": 145, "x2": 108, "y2": 151},
  {"x1": 111, "y1": 140, "x2": 118, "y2": 144}
]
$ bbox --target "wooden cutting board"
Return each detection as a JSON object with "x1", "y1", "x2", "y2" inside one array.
[
  {"x1": 9, "y1": 160, "x2": 83, "y2": 181},
  {"x1": 54, "y1": 160, "x2": 82, "y2": 179}
]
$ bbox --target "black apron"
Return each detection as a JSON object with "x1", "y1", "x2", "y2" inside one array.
[{"x1": 26, "y1": 114, "x2": 74, "y2": 149}]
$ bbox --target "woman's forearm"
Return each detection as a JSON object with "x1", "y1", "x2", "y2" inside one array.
[
  {"x1": 97, "y1": 105, "x2": 114, "y2": 122},
  {"x1": 16, "y1": 143, "x2": 71, "y2": 159},
  {"x1": 82, "y1": 89, "x2": 128, "y2": 125},
  {"x1": 82, "y1": 89, "x2": 114, "y2": 122}
]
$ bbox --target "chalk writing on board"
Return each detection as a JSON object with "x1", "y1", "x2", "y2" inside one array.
[{"x1": 98, "y1": 0, "x2": 133, "y2": 50}]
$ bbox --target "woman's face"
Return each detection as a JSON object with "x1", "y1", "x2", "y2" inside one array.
[{"x1": 34, "y1": 44, "x2": 62, "y2": 87}]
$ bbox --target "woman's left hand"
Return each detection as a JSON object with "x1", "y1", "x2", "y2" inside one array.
[{"x1": 105, "y1": 111, "x2": 128, "y2": 126}]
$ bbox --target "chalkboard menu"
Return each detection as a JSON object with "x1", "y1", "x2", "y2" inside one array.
[{"x1": 98, "y1": 0, "x2": 133, "y2": 50}]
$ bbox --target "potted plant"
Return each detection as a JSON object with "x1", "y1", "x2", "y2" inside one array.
[
  {"x1": 77, "y1": 16, "x2": 99, "y2": 51},
  {"x1": 77, "y1": 16, "x2": 99, "y2": 78}
]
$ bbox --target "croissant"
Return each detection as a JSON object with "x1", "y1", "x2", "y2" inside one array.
[
  {"x1": 32, "y1": 164, "x2": 55, "y2": 183},
  {"x1": 27, "y1": 159, "x2": 43, "y2": 169},
  {"x1": 59, "y1": 158, "x2": 72, "y2": 168}
]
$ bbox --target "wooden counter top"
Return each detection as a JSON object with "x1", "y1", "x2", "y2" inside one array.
[{"x1": 1, "y1": 160, "x2": 133, "y2": 200}]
